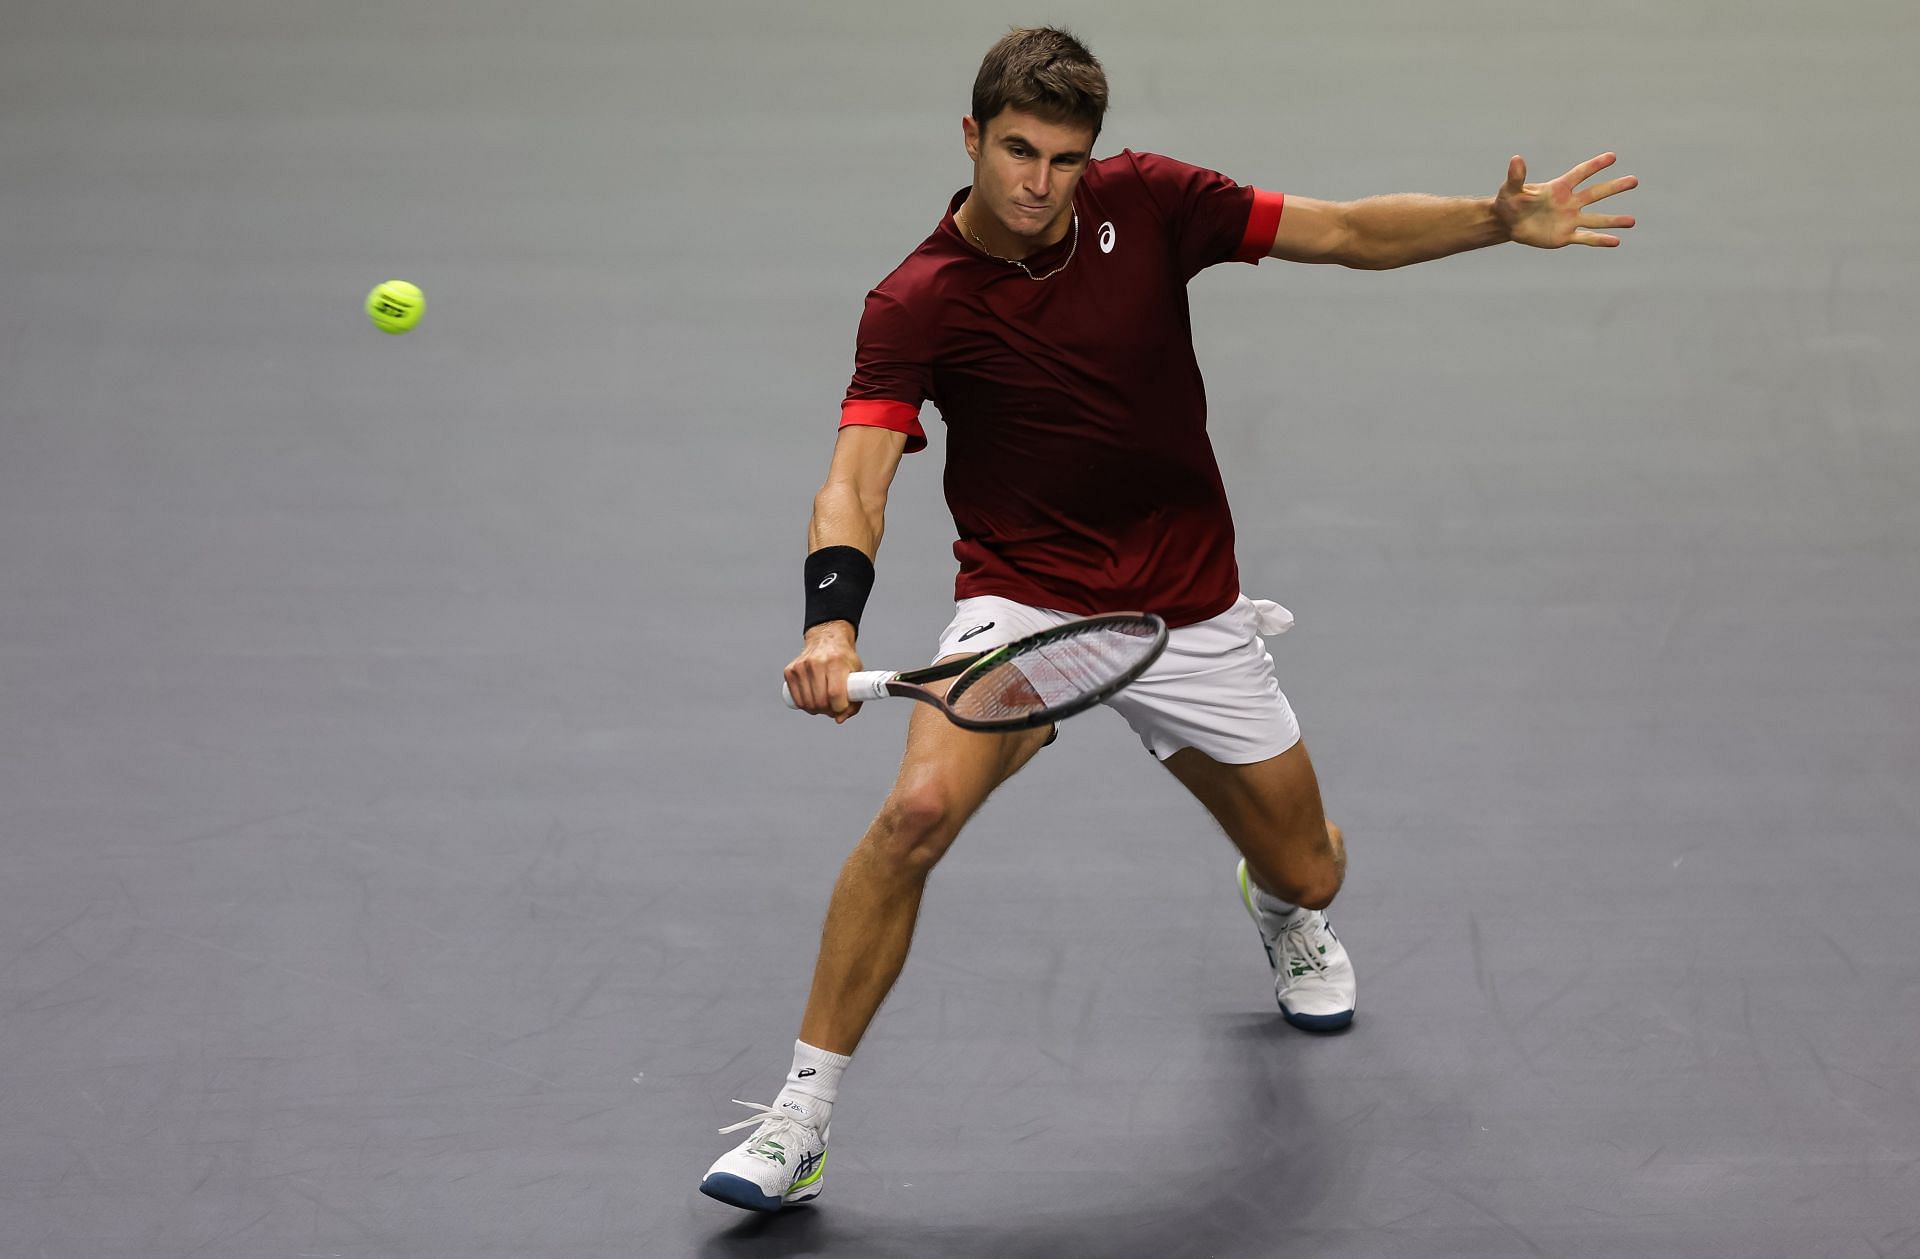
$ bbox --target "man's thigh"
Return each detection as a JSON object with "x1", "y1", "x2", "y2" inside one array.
[{"x1": 1161, "y1": 738, "x2": 1331, "y2": 871}]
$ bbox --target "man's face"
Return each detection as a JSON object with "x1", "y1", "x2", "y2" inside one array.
[{"x1": 962, "y1": 108, "x2": 1095, "y2": 243}]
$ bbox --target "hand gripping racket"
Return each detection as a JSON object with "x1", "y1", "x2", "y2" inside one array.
[{"x1": 782, "y1": 612, "x2": 1169, "y2": 732}]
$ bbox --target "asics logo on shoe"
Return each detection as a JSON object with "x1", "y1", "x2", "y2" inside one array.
[
  {"x1": 958, "y1": 621, "x2": 995, "y2": 642},
  {"x1": 796, "y1": 1068, "x2": 816, "y2": 1078},
  {"x1": 794, "y1": 1149, "x2": 824, "y2": 1182}
]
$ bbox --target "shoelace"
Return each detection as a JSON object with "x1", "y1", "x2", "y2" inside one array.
[
  {"x1": 1276, "y1": 913, "x2": 1331, "y2": 979},
  {"x1": 716, "y1": 1099, "x2": 817, "y2": 1153}
]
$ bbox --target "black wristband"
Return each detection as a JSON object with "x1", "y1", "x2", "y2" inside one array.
[{"x1": 804, "y1": 546, "x2": 875, "y2": 634}]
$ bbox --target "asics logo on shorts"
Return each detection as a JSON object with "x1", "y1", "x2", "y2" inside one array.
[{"x1": 958, "y1": 621, "x2": 995, "y2": 642}]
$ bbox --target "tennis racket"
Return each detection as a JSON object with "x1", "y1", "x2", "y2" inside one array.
[{"x1": 782, "y1": 612, "x2": 1169, "y2": 732}]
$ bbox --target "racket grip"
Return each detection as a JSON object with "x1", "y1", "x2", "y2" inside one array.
[{"x1": 781, "y1": 670, "x2": 896, "y2": 710}]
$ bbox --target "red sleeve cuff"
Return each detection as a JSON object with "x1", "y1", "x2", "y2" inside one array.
[
  {"x1": 1233, "y1": 188, "x2": 1286, "y2": 264},
  {"x1": 839, "y1": 398, "x2": 927, "y2": 453}
]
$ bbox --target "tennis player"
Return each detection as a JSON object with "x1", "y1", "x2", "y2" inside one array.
[{"x1": 702, "y1": 26, "x2": 1636, "y2": 1212}]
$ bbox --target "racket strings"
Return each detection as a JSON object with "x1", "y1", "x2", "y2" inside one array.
[{"x1": 947, "y1": 620, "x2": 1162, "y2": 723}]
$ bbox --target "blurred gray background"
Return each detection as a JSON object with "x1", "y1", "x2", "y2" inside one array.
[{"x1": 2, "y1": 1, "x2": 1916, "y2": 1256}]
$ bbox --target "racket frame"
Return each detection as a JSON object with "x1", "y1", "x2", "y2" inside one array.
[{"x1": 864, "y1": 612, "x2": 1168, "y2": 731}]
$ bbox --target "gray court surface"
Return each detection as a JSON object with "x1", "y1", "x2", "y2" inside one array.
[{"x1": 4, "y1": 2, "x2": 1917, "y2": 1255}]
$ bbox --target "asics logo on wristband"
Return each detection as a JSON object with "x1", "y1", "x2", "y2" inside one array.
[{"x1": 805, "y1": 545, "x2": 874, "y2": 634}]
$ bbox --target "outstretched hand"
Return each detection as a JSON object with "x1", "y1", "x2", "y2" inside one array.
[{"x1": 1495, "y1": 152, "x2": 1638, "y2": 248}]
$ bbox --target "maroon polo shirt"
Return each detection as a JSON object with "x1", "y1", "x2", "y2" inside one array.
[{"x1": 841, "y1": 149, "x2": 1284, "y2": 628}]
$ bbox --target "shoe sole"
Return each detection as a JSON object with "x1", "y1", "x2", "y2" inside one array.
[
  {"x1": 1280, "y1": 1005, "x2": 1354, "y2": 1033},
  {"x1": 701, "y1": 1173, "x2": 781, "y2": 1212},
  {"x1": 700, "y1": 1146, "x2": 827, "y2": 1213}
]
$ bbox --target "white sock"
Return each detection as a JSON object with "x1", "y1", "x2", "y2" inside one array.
[
  {"x1": 772, "y1": 1039, "x2": 849, "y2": 1128},
  {"x1": 1249, "y1": 881, "x2": 1298, "y2": 920}
]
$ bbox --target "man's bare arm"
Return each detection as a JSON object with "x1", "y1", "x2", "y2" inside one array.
[
  {"x1": 787, "y1": 425, "x2": 910, "y2": 722},
  {"x1": 1269, "y1": 193, "x2": 1504, "y2": 269},
  {"x1": 1267, "y1": 152, "x2": 1637, "y2": 270},
  {"x1": 808, "y1": 425, "x2": 907, "y2": 559}
]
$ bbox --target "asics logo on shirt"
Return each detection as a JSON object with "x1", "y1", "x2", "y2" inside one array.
[
  {"x1": 958, "y1": 622, "x2": 995, "y2": 642},
  {"x1": 1098, "y1": 221, "x2": 1116, "y2": 253},
  {"x1": 817, "y1": 574, "x2": 838, "y2": 589}
]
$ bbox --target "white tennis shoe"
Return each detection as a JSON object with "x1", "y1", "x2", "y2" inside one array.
[
  {"x1": 699, "y1": 1098, "x2": 829, "y2": 1212},
  {"x1": 1236, "y1": 858, "x2": 1356, "y2": 1031}
]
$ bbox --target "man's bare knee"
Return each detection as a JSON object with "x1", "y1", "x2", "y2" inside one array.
[
  {"x1": 1253, "y1": 820, "x2": 1345, "y2": 910},
  {"x1": 866, "y1": 778, "x2": 965, "y2": 878}
]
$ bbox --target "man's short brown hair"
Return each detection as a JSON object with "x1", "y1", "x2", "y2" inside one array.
[{"x1": 971, "y1": 26, "x2": 1108, "y2": 139}]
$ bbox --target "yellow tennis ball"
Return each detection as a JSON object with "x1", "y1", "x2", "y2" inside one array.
[{"x1": 365, "y1": 279, "x2": 424, "y2": 334}]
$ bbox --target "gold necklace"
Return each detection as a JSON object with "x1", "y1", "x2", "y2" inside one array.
[{"x1": 957, "y1": 206, "x2": 1079, "y2": 281}]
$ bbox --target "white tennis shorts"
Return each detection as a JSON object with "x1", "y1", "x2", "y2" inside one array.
[{"x1": 934, "y1": 594, "x2": 1302, "y2": 764}]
